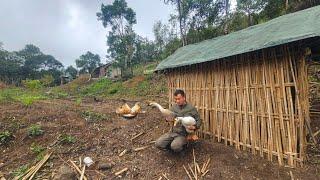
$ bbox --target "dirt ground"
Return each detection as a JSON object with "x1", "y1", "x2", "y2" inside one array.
[{"x1": 0, "y1": 97, "x2": 320, "y2": 179}]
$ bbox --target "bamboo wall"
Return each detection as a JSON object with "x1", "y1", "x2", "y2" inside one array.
[{"x1": 166, "y1": 45, "x2": 309, "y2": 166}]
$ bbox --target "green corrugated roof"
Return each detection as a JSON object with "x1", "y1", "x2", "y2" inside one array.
[{"x1": 156, "y1": 5, "x2": 320, "y2": 71}]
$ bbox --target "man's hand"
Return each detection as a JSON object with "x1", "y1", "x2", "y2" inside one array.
[
  {"x1": 187, "y1": 125, "x2": 196, "y2": 130},
  {"x1": 165, "y1": 117, "x2": 175, "y2": 122}
]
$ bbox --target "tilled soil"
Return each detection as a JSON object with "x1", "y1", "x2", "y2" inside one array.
[{"x1": 0, "y1": 98, "x2": 319, "y2": 179}]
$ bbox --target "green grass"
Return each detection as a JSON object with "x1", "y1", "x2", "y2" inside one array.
[{"x1": 0, "y1": 88, "x2": 47, "y2": 105}]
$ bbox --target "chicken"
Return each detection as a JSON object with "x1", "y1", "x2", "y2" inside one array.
[
  {"x1": 174, "y1": 116, "x2": 196, "y2": 133},
  {"x1": 130, "y1": 102, "x2": 141, "y2": 115},
  {"x1": 116, "y1": 103, "x2": 132, "y2": 115},
  {"x1": 148, "y1": 102, "x2": 176, "y2": 119},
  {"x1": 175, "y1": 116, "x2": 199, "y2": 141}
]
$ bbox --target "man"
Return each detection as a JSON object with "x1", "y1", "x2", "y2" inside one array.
[{"x1": 155, "y1": 89, "x2": 201, "y2": 152}]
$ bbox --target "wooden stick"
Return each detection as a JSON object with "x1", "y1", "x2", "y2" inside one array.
[
  {"x1": 131, "y1": 132, "x2": 144, "y2": 141},
  {"x1": 183, "y1": 165, "x2": 193, "y2": 180},
  {"x1": 115, "y1": 168, "x2": 128, "y2": 176},
  {"x1": 95, "y1": 170, "x2": 106, "y2": 177},
  {"x1": 188, "y1": 164, "x2": 197, "y2": 180},
  {"x1": 313, "y1": 129, "x2": 320, "y2": 137},
  {"x1": 22, "y1": 151, "x2": 53, "y2": 180},
  {"x1": 162, "y1": 173, "x2": 169, "y2": 180},
  {"x1": 119, "y1": 149, "x2": 127, "y2": 157},
  {"x1": 201, "y1": 170, "x2": 209, "y2": 177},
  {"x1": 192, "y1": 149, "x2": 197, "y2": 179},
  {"x1": 79, "y1": 156, "x2": 82, "y2": 168},
  {"x1": 69, "y1": 160, "x2": 88, "y2": 180},
  {"x1": 80, "y1": 165, "x2": 85, "y2": 180},
  {"x1": 134, "y1": 146, "x2": 149, "y2": 152}
]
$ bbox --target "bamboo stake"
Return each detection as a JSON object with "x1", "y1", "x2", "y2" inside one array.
[
  {"x1": 183, "y1": 165, "x2": 193, "y2": 180},
  {"x1": 69, "y1": 160, "x2": 88, "y2": 180},
  {"x1": 80, "y1": 165, "x2": 85, "y2": 180},
  {"x1": 115, "y1": 168, "x2": 128, "y2": 176}
]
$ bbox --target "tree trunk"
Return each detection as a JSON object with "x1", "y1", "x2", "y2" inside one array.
[{"x1": 177, "y1": 0, "x2": 186, "y2": 46}]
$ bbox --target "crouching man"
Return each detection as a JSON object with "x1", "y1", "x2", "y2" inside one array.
[{"x1": 155, "y1": 89, "x2": 201, "y2": 152}]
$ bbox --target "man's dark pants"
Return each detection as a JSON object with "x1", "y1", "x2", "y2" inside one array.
[{"x1": 155, "y1": 132, "x2": 187, "y2": 152}]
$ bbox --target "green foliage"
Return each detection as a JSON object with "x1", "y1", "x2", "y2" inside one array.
[
  {"x1": 17, "y1": 94, "x2": 46, "y2": 107},
  {"x1": 59, "y1": 134, "x2": 76, "y2": 144},
  {"x1": 75, "y1": 97, "x2": 82, "y2": 106},
  {"x1": 22, "y1": 79, "x2": 43, "y2": 90},
  {"x1": 76, "y1": 51, "x2": 101, "y2": 74},
  {"x1": 28, "y1": 124, "x2": 44, "y2": 137},
  {"x1": 30, "y1": 143, "x2": 45, "y2": 154},
  {"x1": 40, "y1": 74, "x2": 54, "y2": 87},
  {"x1": 81, "y1": 78, "x2": 113, "y2": 95},
  {"x1": 12, "y1": 164, "x2": 29, "y2": 177},
  {"x1": 0, "y1": 88, "x2": 15, "y2": 103},
  {"x1": 0, "y1": 130, "x2": 13, "y2": 145},
  {"x1": 97, "y1": 0, "x2": 137, "y2": 78},
  {"x1": 65, "y1": 65, "x2": 78, "y2": 79}
]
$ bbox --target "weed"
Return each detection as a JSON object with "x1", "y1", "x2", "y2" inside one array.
[
  {"x1": 81, "y1": 111, "x2": 109, "y2": 122},
  {"x1": 59, "y1": 134, "x2": 76, "y2": 144},
  {"x1": 30, "y1": 143, "x2": 45, "y2": 154},
  {"x1": 28, "y1": 124, "x2": 44, "y2": 137},
  {"x1": 0, "y1": 130, "x2": 13, "y2": 145},
  {"x1": 12, "y1": 164, "x2": 29, "y2": 177}
]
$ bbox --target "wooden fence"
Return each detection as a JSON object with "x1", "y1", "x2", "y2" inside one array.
[{"x1": 166, "y1": 45, "x2": 309, "y2": 166}]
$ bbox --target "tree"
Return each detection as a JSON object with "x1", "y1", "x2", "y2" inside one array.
[
  {"x1": 0, "y1": 47, "x2": 24, "y2": 84},
  {"x1": 65, "y1": 65, "x2": 78, "y2": 79},
  {"x1": 75, "y1": 51, "x2": 101, "y2": 74},
  {"x1": 164, "y1": 0, "x2": 193, "y2": 46},
  {"x1": 237, "y1": 0, "x2": 266, "y2": 26},
  {"x1": 97, "y1": 0, "x2": 137, "y2": 79}
]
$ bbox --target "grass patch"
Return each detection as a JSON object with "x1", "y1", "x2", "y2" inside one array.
[{"x1": 81, "y1": 110, "x2": 110, "y2": 122}]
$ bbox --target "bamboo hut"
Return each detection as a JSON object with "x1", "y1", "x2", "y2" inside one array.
[{"x1": 156, "y1": 6, "x2": 320, "y2": 167}]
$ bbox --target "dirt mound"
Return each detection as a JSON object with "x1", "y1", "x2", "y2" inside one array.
[
  {"x1": 123, "y1": 75, "x2": 145, "y2": 88},
  {"x1": 59, "y1": 74, "x2": 91, "y2": 92}
]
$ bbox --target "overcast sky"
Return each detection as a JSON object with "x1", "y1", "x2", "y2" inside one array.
[
  {"x1": 0, "y1": 0, "x2": 175, "y2": 67},
  {"x1": 0, "y1": 0, "x2": 236, "y2": 67}
]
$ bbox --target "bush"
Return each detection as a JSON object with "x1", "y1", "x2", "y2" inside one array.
[
  {"x1": 22, "y1": 79, "x2": 43, "y2": 90},
  {"x1": 40, "y1": 74, "x2": 54, "y2": 87},
  {"x1": 28, "y1": 125, "x2": 44, "y2": 137},
  {"x1": 19, "y1": 96, "x2": 35, "y2": 107}
]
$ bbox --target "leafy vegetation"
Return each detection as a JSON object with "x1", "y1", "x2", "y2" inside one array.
[
  {"x1": 28, "y1": 124, "x2": 44, "y2": 137},
  {"x1": 12, "y1": 164, "x2": 29, "y2": 177},
  {"x1": 59, "y1": 134, "x2": 76, "y2": 144},
  {"x1": 30, "y1": 143, "x2": 45, "y2": 154},
  {"x1": 0, "y1": 130, "x2": 14, "y2": 145}
]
